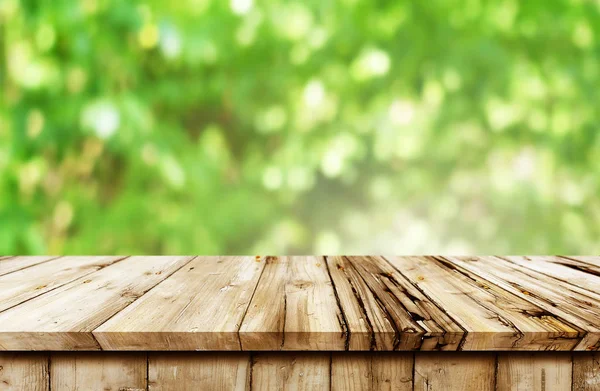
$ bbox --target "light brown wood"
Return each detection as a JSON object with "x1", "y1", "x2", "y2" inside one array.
[
  {"x1": 95, "y1": 256, "x2": 265, "y2": 350},
  {"x1": 2, "y1": 351, "x2": 600, "y2": 389},
  {"x1": 0, "y1": 256, "x2": 599, "y2": 352},
  {"x1": 573, "y1": 352, "x2": 600, "y2": 391},
  {"x1": 564, "y1": 256, "x2": 600, "y2": 269},
  {"x1": 497, "y1": 353, "x2": 572, "y2": 391},
  {"x1": 389, "y1": 256, "x2": 580, "y2": 350},
  {"x1": 0, "y1": 256, "x2": 57, "y2": 277},
  {"x1": 445, "y1": 255, "x2": 600, "y2": 351},
  {"x1": 240, "y1": 256, "x2": 346, "y2": 351},
  {"x1": 325, "y1": 256, "x2": 403, "y2": 350},
  {"x1": 0, "y1": 353, "x2": 48, "y2": 391},
  {"x1": 344, "y1": 256, "x2": 464, "y2": 350},
  {"x1": 239, "y1": 256, "x2": 289, "y2": 350},
  {"x1": 0, "y1": 256, "x2": 123, "y2": 313},
  {"x1": 0, "y1": 256, "x2": 193, "y2": 350},
  {"x1": 503, "y1": 256, "x2": 600, "y2": 299},
  {"x1": 331, "y1": 353, "x2": 413, "y2": 390},
  {"x1": 414, "y1": 353, "x2": 496, "y2": 391},
  {"x1": 149, "y1": 353, "x2": 250, "y2": 391},
  {"x1": 252, "y1": 353, "x2": 330, "y2": 390},
  {"x1": 50, "y1": 353, "x2": 146, "y2": 391}
]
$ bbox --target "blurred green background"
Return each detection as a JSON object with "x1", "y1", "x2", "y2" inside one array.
[{"x1": 1, "y1": 0, "x2": 599, "y2": 255}]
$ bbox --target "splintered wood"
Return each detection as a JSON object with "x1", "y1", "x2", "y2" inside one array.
[{"x1": 0, "y1": 255, "x2": 599, "y2": 351}]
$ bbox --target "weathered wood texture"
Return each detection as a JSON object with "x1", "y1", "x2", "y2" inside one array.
[
  {"x1": 574, "y1": 352, "x2": 600, "y2": 391},
  {"x1": 149, "y1": 353, "x2": 250, "y2": 391},
  {"x1": 0, "y1": 256, "x2": 57, "y2": 277},
  {"x1": 95, "y1": 256, "x2": 265, "y2": 350},
  {"x1": 0, "y1": 256, "x2": 599, "y2": 351},
  {"x1": 50, "y1": 353, "x2": 146, "y2": 391},
  {"x1": 240, "y1": 256, "x2": 346, "y2": 351},
  {"x1": 497, "y1": 353, "x2": 572, "y2": 391},
  {"x1": 331, "y1": 353, "x2": 413, "y2": 390},
  {"x1": 0, "y1": 353, "x2": 48, "y2": 391},
  {"x1": 0, "y1": 256, "x2": 193, "y2": 350},
  {"x1": 252, "y1": 353, "x2": 331, "y2": 390},
  {"x1": 0, "y1": 352, "x2": 599, "y2": 390},
  {"x1": 414, "y1": 353, "x2": 496, "y2": 391}
]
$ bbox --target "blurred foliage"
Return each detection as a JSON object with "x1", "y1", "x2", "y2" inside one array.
[{"x1": 1, "y1": 0, "x2": 600, "y2": 255}]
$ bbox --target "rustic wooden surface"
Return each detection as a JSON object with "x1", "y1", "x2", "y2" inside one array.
[
  {"x1": 496, "y1": 353, "x2": 572, "y2": 391},
  {"x1": 0, "y1": 256, "x2": 599, "y2": 351},
  {"x1": 50, "y1": 352, "x2": 146, "y2": 391},
  {"x1": 1, "y1": 352, "x2": 597, "y2": 390},
  {"x1": 0, "y1": 353, "x2": 48, "y2": 391},
  {"x1": 414, "y1": 353, "x2": 496, "y2": 391}
]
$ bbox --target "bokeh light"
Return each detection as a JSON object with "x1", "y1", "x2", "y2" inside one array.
[{"x1": 1, "y1": 0, "x2": 600, "y2": 255}]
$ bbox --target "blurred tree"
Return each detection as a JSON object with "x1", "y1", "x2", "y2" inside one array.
[{"x1": 1, "y1": 0, "x2": 599, "y2": 255}]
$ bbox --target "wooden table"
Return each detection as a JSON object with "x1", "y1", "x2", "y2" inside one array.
[{"x1": 0, "y1": 255, "x2": 598, "y2": 390}]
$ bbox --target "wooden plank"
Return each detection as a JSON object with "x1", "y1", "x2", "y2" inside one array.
[
  {"x1": 544, "y1": 256, "x2": 600, "y2": 275},
  {"x1": 331, "y1": 352, "x2": 413, "y2": 390},
  {"x1": 573, "y1": 352, "x2": 600, "y2": 390},
  {"x1": 497, "y1": 353, "x2": 572, "y2": 391},
  {"x1": 325, "y1": 256, "x2": 400, "y2": 350},
  {"x1": 252, "y1": 353, "x2": 330, "y2": 390},
  {"x1": 563, "y1": 256, "x2": 600, "y2": 269},
  {"x1": 238, "y1": 256, "x2": 288, "y2": 350},
  {"x1": 149, "y1": 353, "x2": 249, "y2": 391},
  {"x1": 239, "y1": 256, "x2": 346, "y2": 351},
  {"x1": 0, "y1": 256, "x2": 193, "y2": 350},
  {"x1": 414, "y1": 353, "x2": 496, "y2": 391},
  {"x1": 343, "y1": 256, "x2": 464, "y2": 350},
  {"x1": 503, "y1": 256, "x2": 600, "y2": 298},
  {"x1": 0, "y1": 256, "x2": 57, "y2": 277},
  {"x1": 444, "y1": 256, "x2": 600, "y2": 351},
  {"x1": 0, "y1": 256, "x2": 123, "y2": 313},
  {"x1": 95, "y1": 256, "x2": 264, "y2": 350},
  {"x1": 0, "y1": 353, "x2": 48, "y2": 391},
  {"x1": 50, "y1": 353, "x2": 146, "y2": 391},
  {"x1": 387, "y1": 256, "x2": 581, "y2": 350}
]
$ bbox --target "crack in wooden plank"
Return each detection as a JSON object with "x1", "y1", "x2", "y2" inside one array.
[
  {"x1": 441, "y1": 256, "x2": 590, "y2": 350},
  {"x1": 380, "y1": 256, "x2": 468, "y2": 351},
  {"x1": 325, "y1": 256, "x2": 350, "y2": 351}
]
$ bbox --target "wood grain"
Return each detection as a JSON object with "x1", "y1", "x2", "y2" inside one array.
[
  {"x1": 503, "y1": 256, "x2": 600, "y2": 299},
  {"x1": 344, "y1": 256, "x2": 464, "y2": 350},
  {"x1": 95, "y1": 256, "x2": 264, "y2": 350},
  {"x1": 0, "y1": 353, "x2": 48, "y2": 391},
  {"x1": 445, "y1": 255, "x2": 599, "y2": 351},
  {"x1": 50, "y1": 353, "x2": 146, "y2": 391},
  {"x1": 414, "y1": 353, "x2": 496, "y2": 391},
  {"x1": 0, "y1": 256, "x2": 123, "y2": 313},
  {"x1": 0, "y1": 256, "x2": 599, "y2": 351},
  {"x1": 240, "y1": 256, "x2": 346, "y2": 351},
  {"x1": 149, "y1": 353, "x2": 250, "y2": 391},
  {"x1": 0, "y1": 256, "x2": 57, "y2": 277},
  {"x1": 0, "y1": 256, "x2": 193, "y2": 350},
  {"x1": 389, "y1": 256, "x2": 580, "y2": 350},
  {"x1": 252, "y1": 353, "x2": 330, "y2": 390},
  {"x1": 573, "y1": 352, "x2": 600, "y2": 391},
  {"x1": 331, "y1": 353, "x2": 413, "y2": 390},
  {"x1": 326, "y1": 256, "x2": 395, "y2": 350},
  {"x1": 564, "y1": 256, "x2": 600, "y2": 269},
  {"x1": 2, "y1": 351, "x2": 600, "y2": 389},
  {"x1": 497, "y1": 353, "x2": 572, "y2": 391}
]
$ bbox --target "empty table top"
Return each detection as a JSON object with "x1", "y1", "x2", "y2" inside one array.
[{"x1": 0, "y1": 255, "x2": 598, "y2": 351}]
